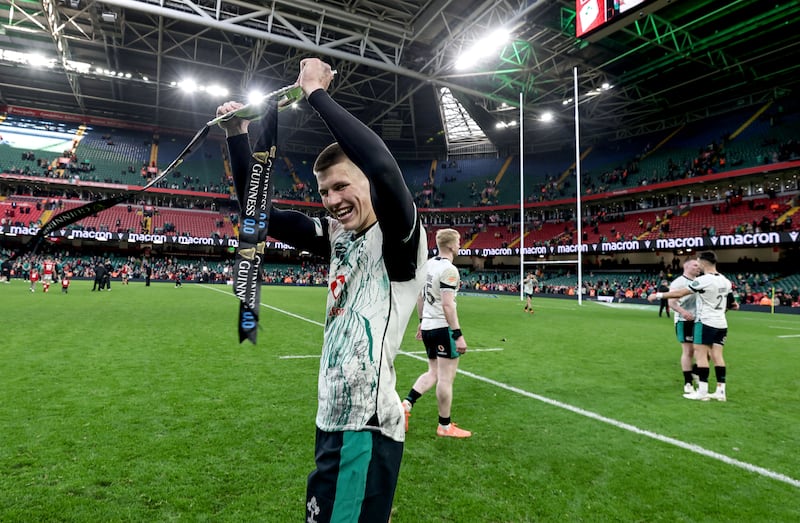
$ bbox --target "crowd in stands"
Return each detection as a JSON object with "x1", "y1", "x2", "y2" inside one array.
[
  {"x1": 0, "y1": 250, "x2": 328, "y2": 286},
  {"x1": 3, "y1": 248, "x2": 798, "y2": 307},
  {"x1": 3, "y1": 148, "x2": 97, "y2": 181}
]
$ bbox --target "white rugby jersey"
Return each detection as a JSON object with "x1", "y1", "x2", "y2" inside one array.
[
  {"x1": 523, "y1": 276, "x2": 536, "y2": 295},
  {"x1": 420, "y1": 256, "x2": 460, "y2": 331},
  {"x1": 316, "y1": 217, "x2": 427, "y2": 442},
  {"x1": 688, "y1": 272, "x2": 732, "y2": 329},
  {"x1": 670, "y1": 274, "x2": 697, "y2": 324}
]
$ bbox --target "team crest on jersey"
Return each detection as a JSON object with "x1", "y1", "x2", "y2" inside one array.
[{"x1": 329, "y1": 274, "x2": 346, "y2": 300}]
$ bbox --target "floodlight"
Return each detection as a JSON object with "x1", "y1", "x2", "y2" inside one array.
[
  {"x1": 247, "y1": 91, "x2": 264, "y2": 105},
  {"x1": 206, "y1": 85, "x2": 229, "y2": 97},
  {"x1": 178, "y1": 79, "x2": 198, "y2": 93}
]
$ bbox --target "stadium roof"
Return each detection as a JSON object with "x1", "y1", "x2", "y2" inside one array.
[{"x1": 0, "y1": 0, "x2": 798, "y2": 156}]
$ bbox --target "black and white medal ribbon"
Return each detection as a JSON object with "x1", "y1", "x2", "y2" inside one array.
[{"x1": 233, "y1": 97, "x2": 278, "y2": 344}]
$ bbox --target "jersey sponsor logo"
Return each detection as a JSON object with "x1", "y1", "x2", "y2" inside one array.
[{"x1": 329, "y1": 274, "x2": 346, "y2": 300}]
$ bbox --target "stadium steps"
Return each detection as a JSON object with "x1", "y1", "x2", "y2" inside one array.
[
  {"x1": 776, "y1": 206, "x2": 799, "y2": 225},
  {"x1": 39, "y1": 209, "x2": 54, "y2": 225},
  {"x1": 461, "y1": 232, "x2": 478, "y2": 249},
  {"x1": 555, "y1": 146, "x2": 592, "y2": 186},
  {"x1": 225, "y1": 215, "x2": 238, "y2": 237},
  {"x1": 149, "y1": 138, "x2": 159, "y2": 167},
  {"x1": 507, "y1": 230, "x2": 529, "y2": 248},
  {"x1": 493, "y1": 155, "x2": 514, "y2": 186},
  {"x1": 641, "y1": 124, "x2": 685, "y2": 160},
  {"x1": 729, "y1": 101, "x2": 773, "y2": 141}
]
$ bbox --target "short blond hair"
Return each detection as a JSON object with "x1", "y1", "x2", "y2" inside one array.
[
  {"x1": 313, "y1": 142, "x2": 348, "y2": 175},
  {"x1": 436, "y1": 228, "x2": 460, "y2": 251}
]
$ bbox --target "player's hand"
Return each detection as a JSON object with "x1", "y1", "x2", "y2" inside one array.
[
  {"x1": 455, "y1": 337, "x2": 467, "y2": 354},
  {"x1": 215, "y1": 101, "x2": 250, "y2": 136},
  {"x1": 683, "y1": 312, "x2": 694, "y2": 321},
  {"x1": 415, "y1": 324, "x2": 422, "y2": 341},
  {"x1": 297, "y1": 58, "x2": 335, "y2": 98},
  {"x1": 647, "y1": 293, "x2": 657, "y2": 302}
]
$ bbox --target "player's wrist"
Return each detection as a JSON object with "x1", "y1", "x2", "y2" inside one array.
[
  {"x1": 655, "y1": 292, "x2": 663, "y2": 300},
  {"x1": 451, "y1": 328, "x2": 462, "y2": 340}
]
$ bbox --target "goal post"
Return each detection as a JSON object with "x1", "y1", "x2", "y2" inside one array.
[{"x1": 518, "y1": 67, "x2": 585, "y2": 305}]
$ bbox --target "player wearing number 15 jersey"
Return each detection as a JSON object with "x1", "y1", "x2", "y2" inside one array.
[{"x1": 402, "y1": 228, "x2": 472, "y2": 439}]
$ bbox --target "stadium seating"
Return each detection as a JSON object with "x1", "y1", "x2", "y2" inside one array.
[
  {"x1": 156, "y1": 133, "x2": 226, "y2": 193},
  {"x1": 73, "y1": 125, "x2": 153, "y2": 185},
  {"x1": 0, "y1": 195, "x2": 49, "y2": 227},
  {"x1": 153, "y1": 208, "x2": 235, "y2": 238}
]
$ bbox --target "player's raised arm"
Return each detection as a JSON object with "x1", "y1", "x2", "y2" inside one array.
[
  {"x1": 297, "y1": 58, "x2": 416, "y2": 242},
  {"x1": 217, "y1": 101, "x2": 330, "y2": 257}
]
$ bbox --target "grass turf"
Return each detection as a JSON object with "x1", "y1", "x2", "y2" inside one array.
[{"x1": 1, "y1": 280, "x2": 798, "y2": 522}]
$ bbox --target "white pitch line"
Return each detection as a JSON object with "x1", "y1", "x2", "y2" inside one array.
[
  {"x1": 405, "y1": 348, "x2": 504, "y2": 354},
  {"x1": 197, "y1": 285, "x2": 800, "y2": 489},
  {"x1": 740, "y1": 316, "x2": 800, "y2": 325},
  {"x1": 777, "y1": 334, "x2": 800, "y2": 339},
  {"x1": 768, "y1": 326, "x2": 800, "y2": 331},
  {"x1": 281, "y1": 348, "x2": 505, "y2": 359}
]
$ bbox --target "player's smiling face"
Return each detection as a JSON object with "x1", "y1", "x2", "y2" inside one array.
[{"x1": 317, "y1": 160, "x2": 376, "y2": 233}]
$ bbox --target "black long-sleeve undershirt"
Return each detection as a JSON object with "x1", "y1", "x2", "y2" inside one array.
[
  {"x1": 306, "y1": 89, "x2": 417, "y2": 242},
  {"x1": 227, "y1": 133, "x2": 329, "y2": 257},
  {"x1": 227, "y1": 90, "x2": 421, "y2": 280}
]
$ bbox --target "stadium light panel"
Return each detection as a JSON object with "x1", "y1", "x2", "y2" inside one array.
[
  {"x1": 455, "y1": 27, "x2": 511, "y2": 70},
  {"x1": 178, "y1": 79, "x2": 198, "y2": 93},
  {"x1": 206, "y1": 85, "x2": 230, "y2": 97}
]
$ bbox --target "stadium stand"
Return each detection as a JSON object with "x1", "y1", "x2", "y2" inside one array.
[{"x1": 73, "y1": 125, "x2": 153, "y2": 185}]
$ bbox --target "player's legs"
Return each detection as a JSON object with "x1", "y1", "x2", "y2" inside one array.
[
  {"x1": 680, "y1": 342, "x2": 695, "y2": 393},
  {"x1": 709, "y1": 342, "x2": 727, "y2": 401},
  {"x1": 402, "y1": 333, "x2": 440, "y2": 430},
  {"x1": 435, "y1": 357, "x2": 459, "y2": 419},
  {"x1": 683, "y1": 323, "x2": 711, "y2": 399},
  {"x1": 677, "y1": 321, "x2": 695, "y2": 393},
  {"x1": 409, "y1": 358, "x2": 438, "y2": 397},
  {"x1": 434, "y1": 334, "x2": 471, "y2": 438}
]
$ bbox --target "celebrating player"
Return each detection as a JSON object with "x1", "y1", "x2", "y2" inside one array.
[
  {"x1": 649, "y1": 251, "x2": 736, "y2": 401},
  {"x1": 218, "y1": 58, "x2": 427, "y2": 523},
  {"x1": 667, "y1": 259, "x2": 702, "y2": 394}
]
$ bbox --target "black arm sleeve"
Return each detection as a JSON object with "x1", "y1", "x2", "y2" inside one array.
[
  {"x1": 226, "y1": 134, "x2": 330, "y2": 258},
  {"x1": 226, "y1": 134, "x2": 251, "y2": 205},
  {"x1": 726, "y1": 292, "x2": 736, "y2": 310},
  {"x1": 307, "y1": 90, "x2": 416, "y2": 242}
]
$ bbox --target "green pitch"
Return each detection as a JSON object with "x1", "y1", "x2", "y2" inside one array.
[{"x1": 1, "y1": 281, "x2": 798, "y2": 522}]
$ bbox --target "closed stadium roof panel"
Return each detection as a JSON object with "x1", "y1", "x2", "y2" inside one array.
[{"x1": 0, "y1": 0, "x2": 798, "y2": 156}]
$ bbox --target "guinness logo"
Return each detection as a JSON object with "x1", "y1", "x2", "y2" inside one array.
[{"x1": 251, "y1": 145, "x2": 277, "y2": 164}]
